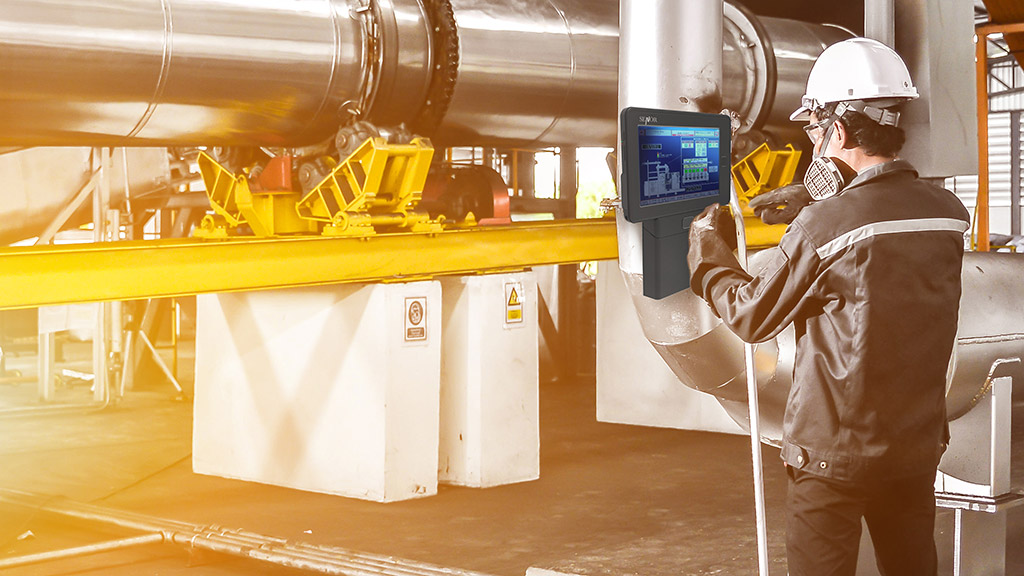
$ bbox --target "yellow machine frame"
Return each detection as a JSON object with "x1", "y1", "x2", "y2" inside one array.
[
  {"x1": 195, "y1": 153, "x2": 316, "y2": 238},
  {"x1": 195, "y1": 137, "x2": 441, "y2": 238},
  {"x1": 296, "y1": 137, "x2": 441, "y2": 236},
  {"x1": 730, "y1": 143, "x2": 802, "y2": 248}
]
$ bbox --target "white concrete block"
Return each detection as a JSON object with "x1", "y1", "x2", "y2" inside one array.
[
  {"x1": 438, "y1": 272, "x2": 540, "y2": 487},
  {"x1": 193, "y1": 282, "x2": 441, "y2": 502}
]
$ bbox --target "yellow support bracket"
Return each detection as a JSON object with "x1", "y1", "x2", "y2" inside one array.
[
  {"x1": 730, "y1": 143, "x2": 802, "y2": 248},
  {"x1": 296, "y1": 137, "x2": 442, "y2": 237},
  {"x1": 195, "y1": 152, "x2": 246, "y2": 237},
  {"x1": 195, "y1": 152, "x2": 315, "y2": 238}
]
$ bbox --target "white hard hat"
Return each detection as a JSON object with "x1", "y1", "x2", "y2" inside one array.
[{"x1": 790, "y1": 38, "x2": 919, "y2": 121}]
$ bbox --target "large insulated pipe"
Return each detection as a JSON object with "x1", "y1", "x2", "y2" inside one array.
[
  {"x1": 616, "y1": 0, "x2": 725, "y2": 284},
  {"x1": 0, "y1": 0, "x2": 846, "y2": 149},
  {"x1": 614, "y1": 2, "x2": 1023, "y2": 449},
  {"x1": 433, "y1": 0, "x2": 619, "y2": 147},
  {"x1": 0, "y1": 0, "x2": 372, "y2": 147},
  {"x1": 652, "y1": 248, "x2": 1024, "y2": 448},
  {"x1": 617, "y1": 0, "x2": 793, "y2": 444},
  {"x1": 613, "y1": 3, "x2": 845, "y2": 444}
]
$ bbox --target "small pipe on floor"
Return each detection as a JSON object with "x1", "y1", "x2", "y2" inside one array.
[
  {"x1": 732, "y1": 190, "x2": 769, "y2": 576},
  {"x1": 0, "y1": 533, "x2": 164, "y2": 570},
  {"x1": 0, "y1": 489, "x2": 497, "y2": 576},
  {"x1": 745, "y1": 342, "x2": 770, "y2": 576}
]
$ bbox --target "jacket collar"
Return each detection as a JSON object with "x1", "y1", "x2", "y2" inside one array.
[{"x1": 845, "y1": 159, "x2": 918, "y2": 192}]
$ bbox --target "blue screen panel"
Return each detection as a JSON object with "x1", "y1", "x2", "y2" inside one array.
[{"x1": 637, "y1": 126, "x2": 720, "y2": 207}]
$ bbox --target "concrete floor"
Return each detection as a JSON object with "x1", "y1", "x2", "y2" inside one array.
[{"x1": 0, "y1": 360, "x2": 1021, "y2": 575}]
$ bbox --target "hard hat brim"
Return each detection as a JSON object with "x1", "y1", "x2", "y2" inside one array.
[{"x1": 789, "y1": 105, "x2": 813, "y2": 121}]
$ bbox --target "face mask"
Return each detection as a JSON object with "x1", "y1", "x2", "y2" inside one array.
[
  {"x1": 804, "y1": 156, "x2": 853, "y2": 201},
  {"x1": 803, "y1": 118, "x2": 856, "y2": 201}
]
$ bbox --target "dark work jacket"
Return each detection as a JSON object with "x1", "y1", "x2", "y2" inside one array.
[{"x1": 693, "y1": 160, "x2": 970, "y2": 482}]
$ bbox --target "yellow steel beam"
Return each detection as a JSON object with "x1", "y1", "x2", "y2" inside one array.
[{"x1": 0, "y1": 220, "x2": 618, "y2": 310}]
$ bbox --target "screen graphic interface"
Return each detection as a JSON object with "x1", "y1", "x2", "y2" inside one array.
[{"x1": 637, "y1": 125, "x2": 720, "y2": 207}]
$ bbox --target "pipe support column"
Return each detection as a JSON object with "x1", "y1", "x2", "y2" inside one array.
[
  {"x1": 864, "y1": 0, "x2": 895, "y2": 48},
  {"x1": 617, "y1": 0, "x2": 722, "y2": 276}
]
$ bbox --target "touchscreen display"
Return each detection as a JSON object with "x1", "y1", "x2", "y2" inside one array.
[{"x1": 637, "y1": 125, "x2": 721, "y2": 207}]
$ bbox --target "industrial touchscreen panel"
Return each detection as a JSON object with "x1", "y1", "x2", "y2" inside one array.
[
  {"x1": 619, "y1": 107, "x2": 732, "y2": 298},
  {"x1": 620, "y1": 107, "x2": 730, "y2": 224},
  {"x1": 637, "y1": 125, "x2": 721, "y2": 207}
]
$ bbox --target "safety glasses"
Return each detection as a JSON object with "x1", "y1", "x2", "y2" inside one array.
[{"x1": 802, "y1": 116, "x2": 836, "y2": 145}]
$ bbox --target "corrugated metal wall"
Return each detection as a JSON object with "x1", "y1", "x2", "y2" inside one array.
[
  {"x1": 980, "y1": 0, "x2": 1024, "y2": 70},
  {"x1": 945, "y1": 112, "x2": 1023, "y2": 236},
  {"x1": 990, "y1": 52, "x2": 1024, "y2": 112}
]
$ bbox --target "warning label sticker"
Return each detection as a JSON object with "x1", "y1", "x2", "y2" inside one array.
[
  {"x1": 504, "y1": 282, "x2": 524, "y2": 327},
  {"x1": 405, "y1": 297, "x2": 427, "y2": 342}
]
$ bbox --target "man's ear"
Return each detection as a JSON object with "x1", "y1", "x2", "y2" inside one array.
[{"x1": 833, "y1": 120, "x2": 850, "y2": 150}]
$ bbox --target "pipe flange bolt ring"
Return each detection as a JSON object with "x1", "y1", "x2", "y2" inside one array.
[{"x1": 411, "y1": 0, "x2": 458, "y2": 136}]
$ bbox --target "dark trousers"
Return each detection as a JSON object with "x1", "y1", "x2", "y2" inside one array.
[{"x1": 785, "y1": 466, "x2": 938, "y2": 576}]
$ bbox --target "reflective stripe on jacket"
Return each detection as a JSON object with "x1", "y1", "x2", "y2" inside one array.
[{"x1": 696, "y1": 160, "x2": 970, "y2": 482}]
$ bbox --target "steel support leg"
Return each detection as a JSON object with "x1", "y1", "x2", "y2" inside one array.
[
  {"x1": 953, "y1": 506, "x2": 1008, "y2": 576},
  {"x1": 138, "y1": 330, "x2": 185, "y2": 397},
  {"x1": 934, "y1": 374, "x2": 1022, "y2": 575},
  {"x1": 557, "y1": 146, "x2": 578, "y2": 380},
  {"x1": 1010, "y1": 110, "x2": 1020, "y2": 237},
  {"x1": 92, "y1": 148, "x2": 112, "y2": 404},
  {"x1": 37, "y1": 332, "x2": 56, "y2": 402}
]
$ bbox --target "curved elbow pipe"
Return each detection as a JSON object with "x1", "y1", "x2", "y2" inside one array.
[{"x1": 645, "y1": 248, "x2": 1024, "y2": 448}]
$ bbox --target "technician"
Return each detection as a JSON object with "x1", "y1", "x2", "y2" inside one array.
[{"x1": 687, "y1": 38, "x2": 970, "y2": 576}]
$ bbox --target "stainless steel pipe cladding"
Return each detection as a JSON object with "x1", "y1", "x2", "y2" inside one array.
[
  {"x1": 0, "y1": 0, "x2": 370, "y2": 147},
  {"x1": 435, "y1": 0, "x2": 619, "y2": 147},
  {"x1": 0, "y1": 0, "x2": 845, "y2": 148},
  {"x1": 946, "y1": 252, "x2": 1024, "y2": 420},
  {"x1": 722, "y1": 4, "x2": 851, "y2": 143},
  {"x1": 654, "y1": 249, "x2": 1024, "y2": 444},
  {"x1": 436, "y1": 0, "x2": 847, "y2": 146}
]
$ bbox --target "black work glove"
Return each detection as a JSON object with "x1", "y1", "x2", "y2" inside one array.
[
  {"x1": 748, "y1": 183, "x2": 812, "y2": 225},
  {"x1": 687, "y1": 203, "x2": 738, "y2": 299}
]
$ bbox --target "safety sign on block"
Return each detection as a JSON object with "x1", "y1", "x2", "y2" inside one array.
[
  {"x1": 405, "y1": 297, "x2": 427, "y2": 342},
  {"x1": 504, "y1": 281, "x2": 524, "y2": 328}
]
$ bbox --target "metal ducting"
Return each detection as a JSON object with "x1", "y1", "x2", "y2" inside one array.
[
  {"x1": 615, "y1": 0, "x2": 1024, "y2": 454},
  {"x1": 0, "y1": 0, "x2": 847, "y2": 149},
  {"x1": 722, "y1": 3, "x2": 851, "y2": 146},
  {"x1": 0, "y1": 0, "x2": 368, "y2": 147},
  {"x1": 645, "y1": 249, "x2": 1024, "y2": 447}
]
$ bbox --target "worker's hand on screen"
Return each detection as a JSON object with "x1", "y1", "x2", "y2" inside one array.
[
  {"x1": 688, "y1": 204, "x2": 739, "y2": 300},
  {"x1": 690, "y1": 203, "x2": 737, "y2": 251},
  {"x1": 748, "y1": 183, "x2": 812, "y2": 225}
]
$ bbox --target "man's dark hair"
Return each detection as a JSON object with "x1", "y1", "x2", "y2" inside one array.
[{"x1": 815, "y1": 102, "x2": 906, "y2": 158}]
